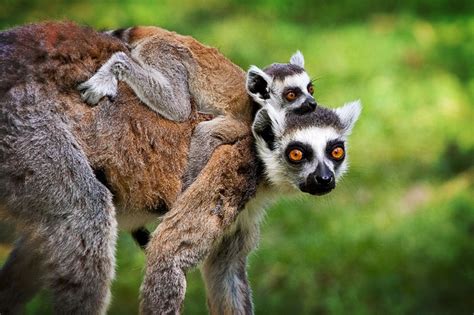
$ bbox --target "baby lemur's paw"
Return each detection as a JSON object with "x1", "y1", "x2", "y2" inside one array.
[
  {"x1": 110, "y1": 56, "x2": 131, "y2": 81},
  {"x1": 78, "y1": 70, "x2": 118, "y2": 105}
]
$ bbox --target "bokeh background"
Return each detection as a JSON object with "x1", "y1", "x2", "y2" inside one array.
[{"x1": 1, "y1": 0, "x2": 473, "y2": 314}]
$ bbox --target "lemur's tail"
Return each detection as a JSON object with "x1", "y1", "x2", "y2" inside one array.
[{"x1": 103, "y1": 27, "x2": 133, "y2": 44}]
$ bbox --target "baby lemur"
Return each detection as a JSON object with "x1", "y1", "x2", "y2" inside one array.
[{"x1": 79, "y1": 30, "x2": 316, "y2": 122}]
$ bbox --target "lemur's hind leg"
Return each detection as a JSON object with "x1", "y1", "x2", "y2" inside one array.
[
  {"x1": 0, "y1": 237, "x2": 45, "y2": 315},
  {"x1": 78, "y1": 51, "x2": 192, "y2": 122},
  {"x1": 182, "y1": 116, "x2": 249, "y2": 190},
  {"x1": 140, "y1": 137, "x2": 258, "y2": 314},
  {"x1": 0, "y1": 116, "x2": 117, "y2": 314}
]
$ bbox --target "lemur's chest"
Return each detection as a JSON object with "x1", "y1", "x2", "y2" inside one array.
[{"x1": 225, "y1": 185, "x2": 278, "y2": 237}]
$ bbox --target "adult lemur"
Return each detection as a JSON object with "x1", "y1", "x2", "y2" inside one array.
[
  {"x1": 0, "y1": 22, "x2": 360, "y2": 315},
  {"x1": 79, "y1": 26, "x2": 361, "y2": 315}
]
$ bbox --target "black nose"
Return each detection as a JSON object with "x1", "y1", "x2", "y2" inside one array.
[
  {"x1": 316, "y1": 174, "x2": 333, "y2": 185},
  {"x1": 308, "y1": 99, "x2": 317, "y2": 110},
  {"x1": 293, "y1": 97, "x2": 318, "y2": 115}
]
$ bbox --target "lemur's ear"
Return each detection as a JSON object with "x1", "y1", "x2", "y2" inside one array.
[
  {"x1": 290, "y1": 51, "x2": 304, "y2": 68},
  {"x1": 252, "y1": 108, "x2": 277, "y2": 150},
  {"x1": 247, "y1": 66, "x2": 272, "y2": 106},
  {"x1": 334, "y1": 100, "x2": 362, "y2": 136}
]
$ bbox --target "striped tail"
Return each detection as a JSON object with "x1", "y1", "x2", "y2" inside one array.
[{"x1": 103, "y1": 27, "x2": 133, "y2": 44}]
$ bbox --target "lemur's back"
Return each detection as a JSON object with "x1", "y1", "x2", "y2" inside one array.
[
  {"x1": 0, "y1": 22, "x2": 202, "y2": 229},
  {"x1": 0, "y1": 22, "x2": 125, "y2": 94}
]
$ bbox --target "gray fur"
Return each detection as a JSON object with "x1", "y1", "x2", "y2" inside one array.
[
  {"x1": 182, "y1": 118, "x2": 230, "y2": 190},
  {"x1": 182, "y1": 116, "x2": 247, "y2": 190},
  {"x1": 78, "y1": 51, "x2": 192, "y2": 122},
  {"x1": 0, "y1": 84, "x2": 117, "y2": 314},
  {"x1": 262, "y1": 63, "x2": 305, "y2": 81},
  {"x1": 202, "y1": 223, "x2": 259, "y2": 315},
  {"x1": 289, "y1": 51, "x2": 305, "y2": 68},
  {"x1": 0, "y1": 237, "x2": 45, "y2": 314},
  {"x1": 284, "y1": 105, "x2": 344, "y2": 134}
]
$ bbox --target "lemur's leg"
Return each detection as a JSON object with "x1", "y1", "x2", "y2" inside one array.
[
  {"x1": 182, "y1": 116, "x2": 250, "y2": 190},
  {"x1": 202, "y1": 219, "x2": 261, "y2": 315},
  {"x1": 131, "y1": 117, "x2": 249, "y2": 253},
  {"x1": 0, "y1": 116, "x2": 117, "y2": 314},
  {"x1": 78, "y1": 52, "x2": 192, "y2": 122},
  {"x1": 0, "y1": 237, "x2": 45, "y2": 314},
  {"x1": 140, "y1": 137, "x2": 258, "y2": 315}
]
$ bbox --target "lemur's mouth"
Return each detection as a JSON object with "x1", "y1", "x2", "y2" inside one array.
[{"x1": 299, "y1": 183, "x2": 335, "y2": 196}]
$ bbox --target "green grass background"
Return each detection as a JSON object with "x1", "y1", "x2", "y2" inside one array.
[{"x1": 1, "y1": 0, "x2": 473, "y2": 314}]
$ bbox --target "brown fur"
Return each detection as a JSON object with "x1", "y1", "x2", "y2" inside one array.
[
  {"x1": 2, "y1": 22, "x2": 225, "y2": 228},
  {"x1": 0, "y1": 21, "x2": 258, "y2": 314},
  {"x1": 124, "y1": 26, "x2": 253, "y2": 122},
  {"x1": 74, "y1": 86, "x2": 205, "y2": 227}
]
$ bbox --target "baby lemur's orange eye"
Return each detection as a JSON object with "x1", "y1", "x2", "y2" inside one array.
[
  {"x1": 331, "y1": 147, "x2": 345, "y2": 160},
  {"x1": 307, "y1": 85, "x2": 314, "y2": 95},
  {"x1": 285, "y1": 91, "x2": 297, "y2": 102},
  {"x1": 288, "y1": 149, "x2": 304, "y2": 162}
]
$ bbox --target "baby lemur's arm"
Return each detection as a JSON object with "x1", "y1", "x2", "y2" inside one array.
[{"x1": 78, "y1": 51, "x2": 192, "y2": 122}]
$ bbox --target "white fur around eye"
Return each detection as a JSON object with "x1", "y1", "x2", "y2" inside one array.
[
  {"x1": 280, "y1": 126, "x2": 350, "y2": 180},
  {"x1": 282, "y1": 72, "x2": 311, "y2": 91}
]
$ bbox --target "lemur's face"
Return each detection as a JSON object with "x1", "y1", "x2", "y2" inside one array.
[
  {"x1": 252, "y1": 101, "x2": 361, "y2": 195},
  {"x1": 246, "y1": 51, "x2": 317, "y2": 115}
]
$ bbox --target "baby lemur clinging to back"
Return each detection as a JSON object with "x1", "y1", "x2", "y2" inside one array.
[
  {"x1": 79, "y1": 29, "x2": 317, "y2": 122},
  {"x1": 79, "y1": 29, "x2": 319, "y2": 202}
]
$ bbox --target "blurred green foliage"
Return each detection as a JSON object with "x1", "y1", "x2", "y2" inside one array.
[{"x1": 1, "y1": 1, "x2": 473, "y2": 314}]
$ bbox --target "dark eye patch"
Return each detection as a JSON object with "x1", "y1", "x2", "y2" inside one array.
[
  {"x1": 307, "y1": 82, "x2": 314, "y2": 95},
  {"x1": 282, "y1": 87, "x2": 302, "y2": 100},
  {"x1": 326, "y1": 140, "x2": 345, "y2": 163},
  {"x1": 284, "y1": 141, "x2": 313, "y2": 164}
]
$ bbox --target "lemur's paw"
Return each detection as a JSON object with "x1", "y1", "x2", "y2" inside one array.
[
  {"x1": 78, "y1": 72, "x2": 118, "y2": 105},
  {"x1": 110, "y1": 52, "x2": 130, "y2": 80}
]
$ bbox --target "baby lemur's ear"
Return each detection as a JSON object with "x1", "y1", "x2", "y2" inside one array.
[
  {"x1": 334, "y1": 100, "x2": 362, "y2": 136},
  {"x1": 246, "y1": 66, "x2": 272, "y2": 106},
  {"x1": 289, "y1": 50, "x2": 304, "y2": 68}
]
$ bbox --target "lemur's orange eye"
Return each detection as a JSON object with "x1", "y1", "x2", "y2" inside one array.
[
  {"x1": 285, "y1": 91, "x2": 297, "y2": 102},
  {"x1": 288, "y1": 149, "x2": 304, "y2": 162},
  {"x1": 308, "y1": 85, "x2": 314, "y2": 95},
  {"x1": 331, "y1": 147, "x2": 345, "y2": 160}
]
